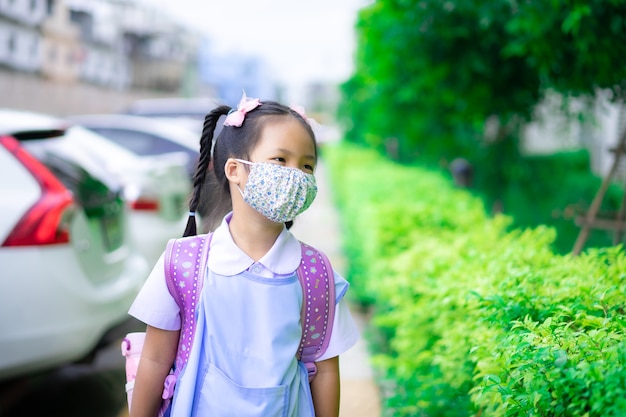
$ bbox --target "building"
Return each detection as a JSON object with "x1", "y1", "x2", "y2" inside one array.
[
  {"x1": 0, "y1": 0, "x2": 198, "y2": 91},
  {"x1": 118, "y1": 0, "x2": 198, "y2": 92},
  {"x1": 0, "y1": 0, "x2": 47, "y2": 72},
  {"x1": 40, "y1": 0, "x2": 81, "y2": 82}
]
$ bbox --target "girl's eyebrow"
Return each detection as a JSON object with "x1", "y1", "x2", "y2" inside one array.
[{"x1": 276, "y1": 148, "x2": 316, "y2": 161}]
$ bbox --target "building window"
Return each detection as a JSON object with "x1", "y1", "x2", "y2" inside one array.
[
  {"x1": 7, "y1": 34, "x2": 15, "y2": 53},
  {"x1": 46, "y1": 0, "x2": 55, "y2": 15}
]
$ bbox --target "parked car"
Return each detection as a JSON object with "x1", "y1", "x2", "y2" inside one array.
[
  {"x1": 121, "y1": 97, "x2": 222, "y2": 135},
  {"x1": 67, "y1": 113, "x2": 201, "y2": 178},
  {"x1": 4, "y1": 109, "x2": 191, "y2": 267},
  {"x1": 0, "y1": 110, "x2": 149, "y2": 381}
]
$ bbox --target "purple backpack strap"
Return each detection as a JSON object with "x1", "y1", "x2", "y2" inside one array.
[
  {"x1": 160, "y1": 233, "x2": 212, "y2": 401},
  {"x1": 296, "y1": 242, "x2": 336, "y2": 381}
]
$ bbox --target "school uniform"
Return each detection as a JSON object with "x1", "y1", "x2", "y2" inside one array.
[{"x1": 129, "y1": 212, "x2": 360, "y2": 416}]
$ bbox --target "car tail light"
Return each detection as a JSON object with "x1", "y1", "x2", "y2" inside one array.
[
  {"x1": 124, "y1": 184, "x2": 160, "y2": 211},
  {"x1": 1, "y1": 136, "x2": 75, "y2": 246},
  {"x1": 129, "y1": 197, "x2": 160, "y2": 211}
]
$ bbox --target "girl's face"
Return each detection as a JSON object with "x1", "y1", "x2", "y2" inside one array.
[{"x1": 248, "y1": 117, "x2": 316, "y2": 174}]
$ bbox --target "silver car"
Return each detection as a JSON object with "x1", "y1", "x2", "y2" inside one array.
[
  {"x1": 67, "y1": 113, "x2": 201, "y2": 179},
  {"x1": 122, "y1": 97, "x2": 222, "y2": 135}
]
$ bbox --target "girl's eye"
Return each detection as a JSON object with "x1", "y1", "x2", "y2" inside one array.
[
  {"x1": 273, "y1": 157, "x2": 286, "y2": 163},
  {"x1": 304, "y1": 164, "x2": 314, "y2": 172}
]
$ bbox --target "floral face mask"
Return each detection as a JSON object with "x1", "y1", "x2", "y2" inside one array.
[{"x1": 235, "y1": 159, "x2": 317, "y2": 223}]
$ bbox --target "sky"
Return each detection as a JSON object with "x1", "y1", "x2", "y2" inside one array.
[{"x1": 141, "y1": 0, "x2": 368, "y2": 96}]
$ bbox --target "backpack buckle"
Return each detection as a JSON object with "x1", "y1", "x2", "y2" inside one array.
[
  {"x1": 162, "y1": 374, "x2": 177, "y2": 399},
  {"x1": 305, "y1": 361, "x2": 318, "y2": 381}
]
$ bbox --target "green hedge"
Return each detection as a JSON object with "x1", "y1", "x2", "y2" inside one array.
[{"x1": 323, "y1": 142, "x2": 626, "y2": 417}]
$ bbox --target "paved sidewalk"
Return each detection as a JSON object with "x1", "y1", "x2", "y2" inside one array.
[{"x1": 292, "y1": 160, "x2": 382, "y2": 417}]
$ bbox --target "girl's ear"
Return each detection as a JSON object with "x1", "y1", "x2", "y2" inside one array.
[{"x1": 224, "y1": 158, "x2": 243, "y2": 184}]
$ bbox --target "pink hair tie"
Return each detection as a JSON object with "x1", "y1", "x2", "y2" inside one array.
[
  {"x1": 290, "y1": 104, "x2": 318, "y2": 125},
  {"x1": 224, "y1": 91, "x2": 262, "y2": 127},
  {"x1": 290, "y1": 104, "x2": 318, "y2": 130},
  {"x1": 290, "y1": 104, "x2": 307, "y2": 120}
]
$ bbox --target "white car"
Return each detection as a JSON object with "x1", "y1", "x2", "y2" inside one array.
[
  {"x1": 0, "y1": 111, "x2": 149, "y2": 381},
  {"x1": 67, "y1": 113, "x2": 202, "y2": 178},
  {"x1": 4, "y1": 110, "x2": 192, "y2": 269}
]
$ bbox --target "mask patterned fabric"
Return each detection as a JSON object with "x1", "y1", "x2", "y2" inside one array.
[{"x1": 236, "y1": 159, "x2": 317, "y2": 223}]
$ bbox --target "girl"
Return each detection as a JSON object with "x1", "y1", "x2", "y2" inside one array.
[{"x1": 128, "y1": 93, "x2": 360, "y2": 417}]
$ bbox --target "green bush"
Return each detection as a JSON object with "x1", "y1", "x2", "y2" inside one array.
[
  {"x1": 472, "y1": 149, "x2": 625, "y2": 255},
  {"x1": 324, "y1": 142, "x2": 626, "y2": 417}
]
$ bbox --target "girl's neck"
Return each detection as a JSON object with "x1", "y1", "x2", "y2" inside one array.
[{"x1": 228, "y1": 213, "x2": 283, "y2": 261}]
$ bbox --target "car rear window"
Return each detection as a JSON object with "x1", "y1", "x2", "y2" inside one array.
[{"x1": 88, "y1": 127, "x2": 195, "y2": 157}]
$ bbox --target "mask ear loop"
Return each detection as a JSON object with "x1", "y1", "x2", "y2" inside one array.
[
  {"x1": 234, "y1": 158, "x2": 253, "y2": 166},
  {"x1": 233, "y1": 159, "x2": 252, "y2": 198}
]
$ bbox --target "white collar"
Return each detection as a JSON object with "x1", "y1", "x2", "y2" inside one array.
[{"x1": 207, "y1": 212, "x2": 301, "y2": 276}]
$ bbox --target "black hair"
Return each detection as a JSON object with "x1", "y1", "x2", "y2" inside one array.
[{"x1": 182, "y1": 100, "x2": 318, "y2": 237}]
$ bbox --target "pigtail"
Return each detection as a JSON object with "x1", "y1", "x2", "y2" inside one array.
[{"x1": 183, "y1": 105, "x2": 232, "y2": 237}]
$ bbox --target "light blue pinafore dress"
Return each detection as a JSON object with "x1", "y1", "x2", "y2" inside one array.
[{"x1": 168, "y1": 267, "x2": 314, "y2": 417}]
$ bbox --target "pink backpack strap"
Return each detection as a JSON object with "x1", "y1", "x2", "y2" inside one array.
[
  {"x1": 161, "y1": 233, "x2": 212, "y2": 401},
  {"x1": 296, "y1": 242, "x2": 336, "y2": 381}
]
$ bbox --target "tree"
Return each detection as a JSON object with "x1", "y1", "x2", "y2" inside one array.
[{"x1": 340, "y1": 0, "x2": 626, "y2": 162}]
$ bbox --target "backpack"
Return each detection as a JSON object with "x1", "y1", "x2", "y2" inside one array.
[{"x1": 121, "y1": 232, "x2": 336, "y2": 416}]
